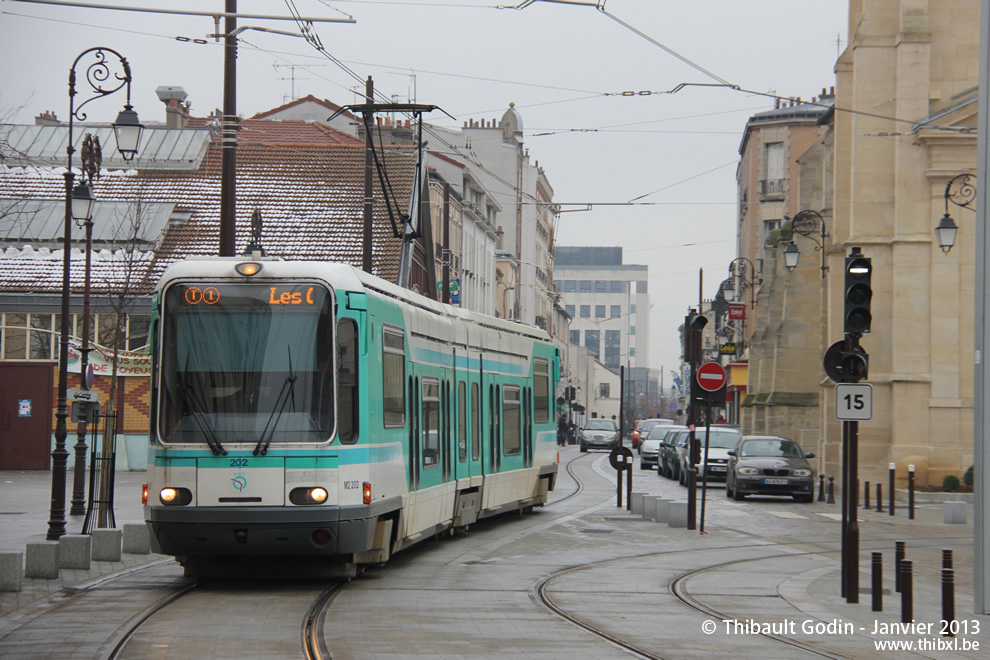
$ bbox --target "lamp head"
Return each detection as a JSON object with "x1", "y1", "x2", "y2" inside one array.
[
  {"x1": 70, "y1": 180, "x2": 95, "y2": 222},
  {"x1": 112, "y1": 104, "x2": 143, "y2": 161},
  {"x1": 935, "y1": 213, "x2": 958, "y2": 254},
  {"x1": 783, "y1": 241, "x2": 800, "y2": 271}
]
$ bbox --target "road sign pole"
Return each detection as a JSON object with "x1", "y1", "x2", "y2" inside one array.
[{"x1": 699, "y1": 403, "x2": 712, "y2": 535}]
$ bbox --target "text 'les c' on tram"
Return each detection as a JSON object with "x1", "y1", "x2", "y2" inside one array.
[{"x1": 144, "y1": 256, "x2": 560, "y2": 577}]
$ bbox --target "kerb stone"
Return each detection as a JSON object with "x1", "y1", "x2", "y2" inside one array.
[
  {"x1": 59, "y1": 534, "x2": 92, "y2": 569},
  {"x1": 92, "y1": 528, "x2": 123, "y2": 562},
  {"x1": 123, "y1": 523, "x2": 151, "y2": 554},
  {"x1": 24, "y1": 542, "x2": 60, "y2": 579},
  {"x1": 0, "y1": 552, "x2": 23, "y2": 592}
]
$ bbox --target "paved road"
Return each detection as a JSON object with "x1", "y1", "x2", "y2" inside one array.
[{"x1": 0, "y1": 449, "x2": 987, "y2": 658}]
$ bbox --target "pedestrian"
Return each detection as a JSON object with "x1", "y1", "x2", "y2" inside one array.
[
  {"x1": 716, "y1": 414, "x2": 727, "y2": 424},
  {"x1": 557, "y1": 416, "x2": 567, "y2": 446}
]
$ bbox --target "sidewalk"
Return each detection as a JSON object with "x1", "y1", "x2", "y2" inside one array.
[
  {"x1": 0, "y1": 469, "x2": 167, "y2": 632},
  {"x1": 0, "y1": 469, "x2": 148, "y2": 553}
]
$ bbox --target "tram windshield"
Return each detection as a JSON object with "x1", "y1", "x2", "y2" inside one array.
[{"x1": 159, "y1": 282, "x2": 334, "y2": 446}]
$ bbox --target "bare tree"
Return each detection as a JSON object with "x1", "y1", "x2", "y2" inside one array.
[{"x1": 88, "y1": 190, "x2": 155, "y2": 529}]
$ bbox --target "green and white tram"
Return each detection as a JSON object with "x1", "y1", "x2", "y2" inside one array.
[{"x1": 144, "y1": 257, "x2": 559, "y2": 576}]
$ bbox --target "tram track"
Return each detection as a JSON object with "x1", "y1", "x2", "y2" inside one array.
[
  {"x1": 530, "y1": 446, "x2": 973, "y2": 659},
  {"x1": 530, "y1": 534, "x2": 972, "y2": 660},
  {"x1": 544, "y1": 448, "x2": 591, "y2": 508},
  {"x1": 104, "y1": 577, "x2": 198, "y2": 659},
  {"x1": 302, "y1": 582, "x2": 346, "y2": 660}
]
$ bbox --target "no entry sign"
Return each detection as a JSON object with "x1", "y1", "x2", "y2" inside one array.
[{"x1": 696, "y1": 362, "x2": 727, "y2": 392}]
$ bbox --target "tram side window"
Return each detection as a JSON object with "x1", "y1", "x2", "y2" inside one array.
[
  {"x1": 503, "y1": 386, "x2": 521, "y2": 456},
  {"x1": 337, "y1": 319, "x2": 358, "y2": 444},
  {"x1": 471, "y1": 382, "x2": 480, "y2": 461},
  {"x1": 422, "y1": 380, "x2": 440, "y2": 468},
  {"x1": 382, "y1": 326, "x2": 406, "y2": 428},
  {"x1": 458, "y1": 381, "x2": 467, "y2": 462},
  {"x1": 534, "y1": 359, "x2": 550, "y2": 424}
]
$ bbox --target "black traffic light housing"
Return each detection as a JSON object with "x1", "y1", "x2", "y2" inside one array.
[
  {"x1": 839, "y1": 347, "x2": 869, "y2": 382},
  {"x1": 684, "y1": 311, "x2": 708, "y2": 364},
  {"x1": 844, "y1": 247, "x2": 872, "y2": 334}
]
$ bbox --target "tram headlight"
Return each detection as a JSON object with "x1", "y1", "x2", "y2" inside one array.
[
  {"x1": 290, "y1": 487, "x2": 329, "y2": 505},
  {"x1": 159, "y1": 487, "x2": 192, "y2": 506},
  {"x1": 235, "y1": 261, "x2": 263, "y2": 277}
]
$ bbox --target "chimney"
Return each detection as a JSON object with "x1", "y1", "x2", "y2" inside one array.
[
  {"x1": 35, "y1": 110, "x2": 61, "y2": 126},
  {"x1": 156, "y1": 86, "x2": 190, "y2": 129},
  {"x1": 165, "y1": 99, "x2": 190, "y2": 129}
]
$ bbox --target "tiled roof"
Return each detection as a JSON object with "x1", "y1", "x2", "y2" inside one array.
[
  {"x1": 0, "y1": 128, "x2": 418, "y2": 297},
  {"x1": 250, "y1": 95, "x2": 359, "y2": 122},
  {"x1": 186, "y1": 117, "x2": 363, "y2": 147}
]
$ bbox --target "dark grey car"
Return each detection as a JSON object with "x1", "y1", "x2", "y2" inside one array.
[{"x1": 725, "y1": 436, "x2": 815, "y2": 502}]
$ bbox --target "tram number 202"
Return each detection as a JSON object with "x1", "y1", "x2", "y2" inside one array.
[{"x1": 343, "y1": 480, "x2": 360, "y2": 490}]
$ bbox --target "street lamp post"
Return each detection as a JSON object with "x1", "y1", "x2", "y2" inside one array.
[
  {"x1": 783, "y1": 210, "x2": 831, "y2": 278},
  {"x1": 935, "y1": 173, "x2": 976, "y2": 254},
  {"x1": 48, "y1": 47, "x2": 142, "y2": 541}
]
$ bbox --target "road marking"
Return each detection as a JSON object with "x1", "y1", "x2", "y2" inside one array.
[
  {"x1": 718, "y1": 509, "x2": 752, "y2": 517},
  {"x1": 817, "y1": 512, "x2": 843, "y2": 520},
  {"x1": 768, "y1": 511, "x2": 807, "y2": 519}
]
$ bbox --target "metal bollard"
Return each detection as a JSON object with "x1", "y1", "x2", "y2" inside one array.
[
  {"x1": 895, "y1": 540, "x2": 905, "y2": 593},
  {"x1": 889, "y1": 463, "x2": 896, "y2": 516},
  {"x1": 872, "y1": 552, "x2": 883, "y2": 612},
  {"x1": 908, "y1": 464, "x2": 915, "y2": 520},
  {"x1": 818, "y1": 474, "x2": 826, "y2": 501},
  {"x1": 900, "y1": 560, "x2": 913, "y2": 624},
  {"x1": 827, "y1": 475, "x2": 835, "y2": 504},
  {"x1": 628, "y1": 466, "x2": 634, "y2": 506},
  {"x1": 943, "y1": 549, "x2": 953, "y2": 570},
  {"x1": 864, "y1": 481, "x2": 871, "y2": 509},
  {"x1": 876, "y1": 482, "x2": 883, "y2": 513},
  {"x1": 942, "y1": 568, "x2": 955, "y2": 637}
]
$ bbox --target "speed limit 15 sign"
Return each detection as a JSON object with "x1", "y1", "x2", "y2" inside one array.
[{"x1": 835, "y1": 383, "x2": 872, "y2": 421}]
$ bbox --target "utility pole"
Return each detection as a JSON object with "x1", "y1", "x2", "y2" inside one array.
[
  {"x1": 219, "y1": 0, "x2": 237, "y2": 256},
  {"x1": 362, "y1": 76, "x2": 374, "y2": 273}
]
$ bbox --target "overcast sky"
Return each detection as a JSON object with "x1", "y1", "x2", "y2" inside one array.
[{"x1": 0, "y1": 0, "x2": 849, "y2": 373}]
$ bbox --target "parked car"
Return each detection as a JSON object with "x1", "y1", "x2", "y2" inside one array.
[
  {"x1": 657, "y1": 425, "x2": 688, "y2": 478},
  {"x1": 631, "y1": 418, "x2": 675, "y2": 452},
  {"x1": 639, "y1": 424, "x2": 676, "y2": 470},
  {"x1": 677, "y1": 427, "x2": 743, "y2": 484},
  {"x1": 579, "y1": 419, "x2": 621, "y2": 452},
  {"x1": 726, "y1": 436, "x2": 815, "y2": 502}
]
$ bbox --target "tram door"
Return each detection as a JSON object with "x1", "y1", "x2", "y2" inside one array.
[{"x1": 463, "y1": 349, "x2": 483, "y2": 480}]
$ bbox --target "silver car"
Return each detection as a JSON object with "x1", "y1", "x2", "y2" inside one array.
[
  {"x1": 579, "y1": 419, "x2": 620, "y2": 452},
  {"x1": 726, "y1": 436, "x2": 815, "y2": 502},
  {"x1": 638, "y1": 425, "x2": 671, "y2": 470}
]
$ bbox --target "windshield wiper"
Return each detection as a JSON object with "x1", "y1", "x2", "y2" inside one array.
[
  {"x1": 254, "y1": 347, "x2": 297, "y2": 456},
  {"x1": 177, "y1": 358, "x2": 227, "y2": 456}
]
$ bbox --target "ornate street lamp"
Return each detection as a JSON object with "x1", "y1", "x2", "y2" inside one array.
[
  {"x1": 782, "y1": 209, "x2": 830, "y2": 278},
  {"x1": 935, "y1": 173, "x2": 976, "y2": 254},
  {"x1": 49, "y1": 47, "x2": 143, "y2": 540},
  {"x1": 727, "y1": 257, "x2": 760, "y2": 308}
]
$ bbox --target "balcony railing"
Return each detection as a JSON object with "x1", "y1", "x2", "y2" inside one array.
[{"x1": 758, "y1": 178, "x2": 785, "y2": 200}]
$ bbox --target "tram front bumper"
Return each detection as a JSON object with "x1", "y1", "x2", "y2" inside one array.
[{"x1": 147, "y1": 499, "x2": 399, "y2": 557}]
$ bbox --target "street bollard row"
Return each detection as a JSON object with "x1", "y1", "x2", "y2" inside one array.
[{"x1": 1, "y1": 525, "x2": 151, "y2": 593}]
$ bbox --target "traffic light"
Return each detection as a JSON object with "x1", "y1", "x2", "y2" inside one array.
[
  {"x1": 684, "y1": 311, "x2": 708, "y2": 363},
  {"x1": 844, "y1": 248, "x2": 872, "y2": 334},
  {"x1": 839, "y1": 347, "x2": 869, "y2": 382}
]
